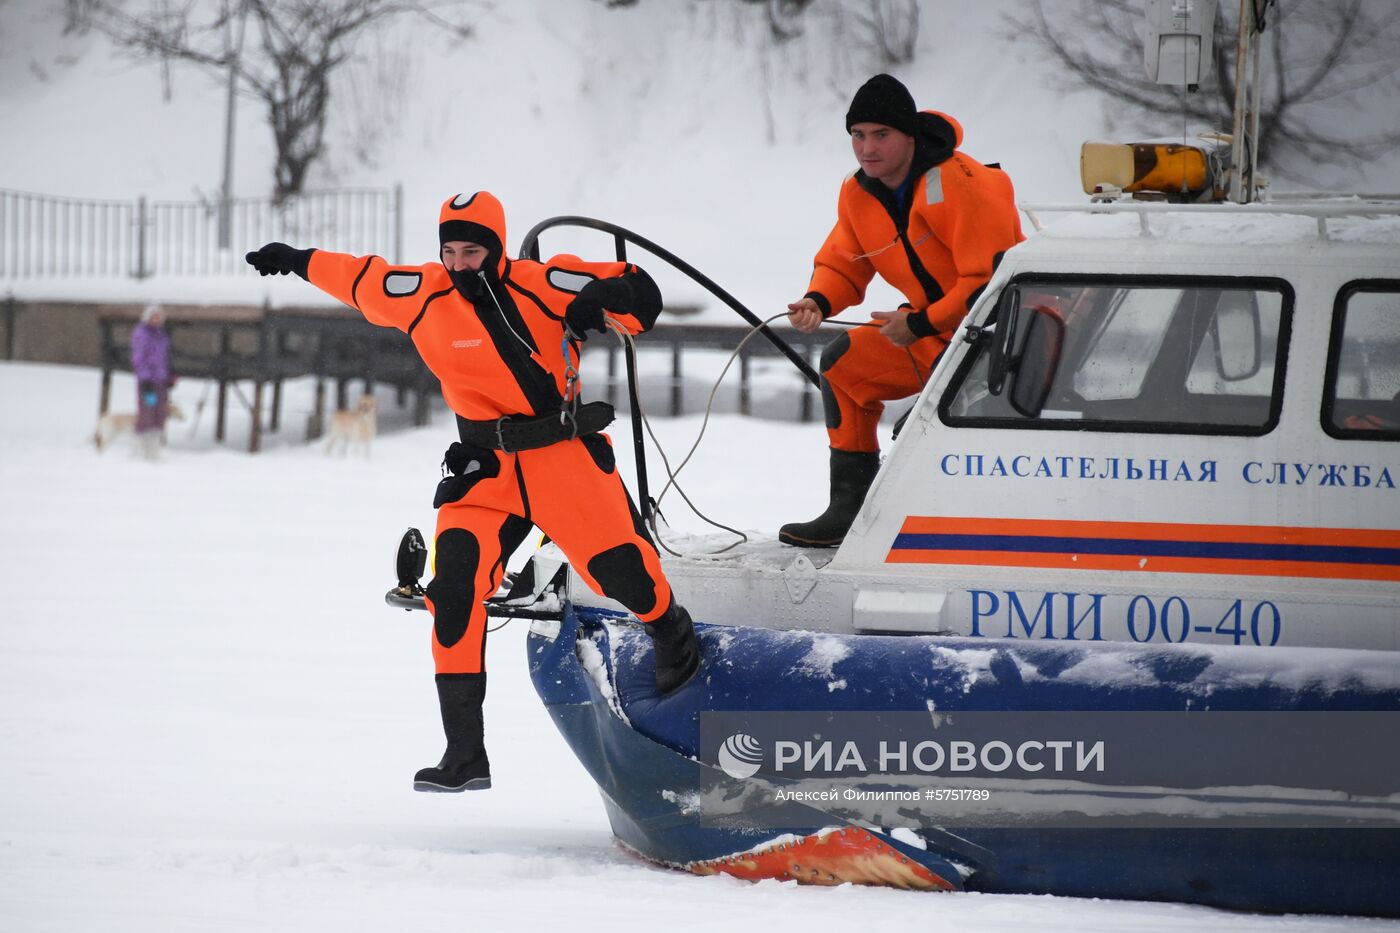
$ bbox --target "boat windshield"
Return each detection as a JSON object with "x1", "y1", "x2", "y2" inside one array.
[{"x1": 942, "y1": 275, "x2": 1290, "y2": 435}]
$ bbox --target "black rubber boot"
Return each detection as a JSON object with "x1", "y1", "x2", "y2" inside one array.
[
  {"x1": 414, "y1": 673, "x2": 491, "y2": 792},
  {"x1": 645, "y1": 602, "x2": 700, "y2": 694},
  {"x1": 778, "y1": 448, "x2": 881, "y2": 548}
]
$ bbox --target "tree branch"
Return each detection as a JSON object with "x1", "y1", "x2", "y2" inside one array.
[{"x1": 1011, "y1": 0, "x2": 1400, "y2": 183}]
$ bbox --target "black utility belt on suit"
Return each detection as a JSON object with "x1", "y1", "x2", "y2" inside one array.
[{"x1": 456, "y1": 401, "x2": 615, "y2": 452}]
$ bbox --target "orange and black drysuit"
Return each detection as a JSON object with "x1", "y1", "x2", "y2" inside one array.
[
  {"x1": 806, "y1": 111, "x2": 1025, "y2": 452},
  {"x1": 303, "y1": 191, "x2": 672, "y2": 675}
]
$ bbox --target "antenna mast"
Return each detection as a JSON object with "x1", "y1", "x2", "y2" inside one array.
[{"x1": 1227, "y1": 0, "x2": 1274, "y2": 203}]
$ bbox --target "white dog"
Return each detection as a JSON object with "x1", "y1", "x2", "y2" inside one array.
[
  {"x1": 94, "y1": 404, "x2": 184, "y2": 457},
  {"x1": 324, "y1": 395, "x2": 378, "y2": 457}
]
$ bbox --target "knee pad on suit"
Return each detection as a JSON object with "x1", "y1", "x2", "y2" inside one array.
[
  {"x1": 427, "y1": 528, "x2": 481, "y2": 649},
  {"x1": 819, "y1": 332, "x2": 853, "y2": 430},
  {"x1": 586, "y1": 542, "x2": 657, "y2": 616}
]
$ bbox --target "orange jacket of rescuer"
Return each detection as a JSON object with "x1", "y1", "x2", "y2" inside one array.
[
  {"x1": 806, "y1": 110, "x2": 1024, "y2": 347},
  {"x1": 304, "y1": 191, "x2": 662, "y2": 421}
]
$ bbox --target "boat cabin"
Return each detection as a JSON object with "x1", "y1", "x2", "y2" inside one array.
[{"x1": 567, "y1": 200, "x2": 1400, "y2": 653}]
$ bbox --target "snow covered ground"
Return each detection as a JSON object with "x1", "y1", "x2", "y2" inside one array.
[{"x1": 1, "y1": 360, "x2": 1394, "y2": 933}]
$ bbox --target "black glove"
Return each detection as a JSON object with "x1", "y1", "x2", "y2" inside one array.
[
  {"x1": 564, "y1": 278, "x2": 629, "y2": 340},
  {"x1": 245, "y1": 242, "x2": 314, "y2": 280}
]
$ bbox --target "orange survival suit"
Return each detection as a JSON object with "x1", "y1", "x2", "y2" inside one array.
[
  {"x1": 806, "y1": 110, "x2": 1024, "y2": 453},
  {"x1": 305, "y1": 192, "x2": 677, "y2": 676}
]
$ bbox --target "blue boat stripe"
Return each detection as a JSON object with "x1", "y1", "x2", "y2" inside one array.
[{"x1": 891, "y1": 533, "x2": 1400, "y2": 566}]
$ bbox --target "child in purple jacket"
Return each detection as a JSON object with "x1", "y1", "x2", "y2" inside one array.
[{"x1": 130, "y1": 304, "x2": 172, "y2": 458}]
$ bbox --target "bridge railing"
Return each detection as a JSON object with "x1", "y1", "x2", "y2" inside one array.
[{"x1": 0, "y1": 185, "x2": 402, "y2": 279}]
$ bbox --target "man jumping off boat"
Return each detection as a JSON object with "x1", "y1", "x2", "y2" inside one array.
[
  {"x1": 246, "y1": 190, "x2": 700, "y2": 792},
  {"x1": 781, "y1": 74, "x2": 1025, "y2": 548}
]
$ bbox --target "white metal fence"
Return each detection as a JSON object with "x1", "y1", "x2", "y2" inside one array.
[{"x1": 0, "y1": 186, "x2": 402, "y2": 279}]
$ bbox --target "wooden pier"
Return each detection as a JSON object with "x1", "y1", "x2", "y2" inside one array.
[
  {"x1": 1, "y1": 296, "x2": 835, "y2": 453},
  {"x1": 96, "y1": 303, "x2": 436, "y2": 453}
]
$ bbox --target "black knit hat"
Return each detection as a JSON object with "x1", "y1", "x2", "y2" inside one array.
[{"x1": 845, "y1": 73, "x2": 916, "y2": 136}]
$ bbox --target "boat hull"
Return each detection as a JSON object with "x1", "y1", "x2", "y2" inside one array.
[{"x1": 526, "y1": 603, "x2": 1400, "y2": 916}]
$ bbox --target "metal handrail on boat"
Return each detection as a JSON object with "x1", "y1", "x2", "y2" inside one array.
[
  {"x1": 518, "y1": 215, "x2": 823, "y2": 525},
  {"x1": 1020, "y1": 198, "x2": 1400, "y2": 238}
]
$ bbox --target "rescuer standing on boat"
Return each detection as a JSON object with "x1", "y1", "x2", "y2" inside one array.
[
  {"x1": 781, "y1": 74, "x2": 1025, "y2": 547},
  {"x1": 245, "y1": 190, "x2": 700, "y2": 793}
]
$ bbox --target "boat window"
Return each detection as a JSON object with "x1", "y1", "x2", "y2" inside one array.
[
  {"x1": 1323, "y1": 282, "x2": 1400, "y2": 441},
  {"x1": 942, "y1": 276, "x2": 1290, "y2": 435}
]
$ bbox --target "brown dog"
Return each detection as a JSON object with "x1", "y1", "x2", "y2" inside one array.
[
  {"x1": 324, "y1": 395, "x2": 378, "y2": 457},
  {"x1": 95, "y1": 404, "x2": 184, "y2": 455}
]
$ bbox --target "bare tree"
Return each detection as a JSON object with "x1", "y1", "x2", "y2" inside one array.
[
  {"x1": 743, "y1": 0, "x2": 914, "y2": 53},
  {"x1": 849, "y1": 0, "x2": 918, "y2": 69},
  {"x1": 1009, "y1": 0, "x2": 1400, "y2": 185},
  {"x1": 336, "y1": 24, "x2": 417, "y2": 171},
  {"x1": 590, "y1": 0, "x2": 913, "y2": 61},
  {"x1": 592, "y1": 0, "x2": 817, "y2": 42},
  {"x1": 753, "y1": 0, "x2": 818, "y2": 43},
  {"x1": 75, "y1": 0, "x2": 472, "y2": 202}
]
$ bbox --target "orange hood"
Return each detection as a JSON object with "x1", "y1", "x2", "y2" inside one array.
[{"x1": 438, "y1": 191, "x2": 508, "y2": 277}]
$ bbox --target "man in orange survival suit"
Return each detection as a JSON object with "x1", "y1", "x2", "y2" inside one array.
[
  {"x1": 246, "y1": 191, "x2": 700, "y2": 792},
  {"x1": 781, "y1": 74, "x2": 1025, "y2": 547}
]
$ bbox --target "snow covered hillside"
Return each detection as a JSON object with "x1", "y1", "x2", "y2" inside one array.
[
  {"x1": 0, "y1": 0, "x2": 1188, "y2": 315},
  {"x1": 5, "y1": 1, "x2": 1396, "y2": 313}
]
